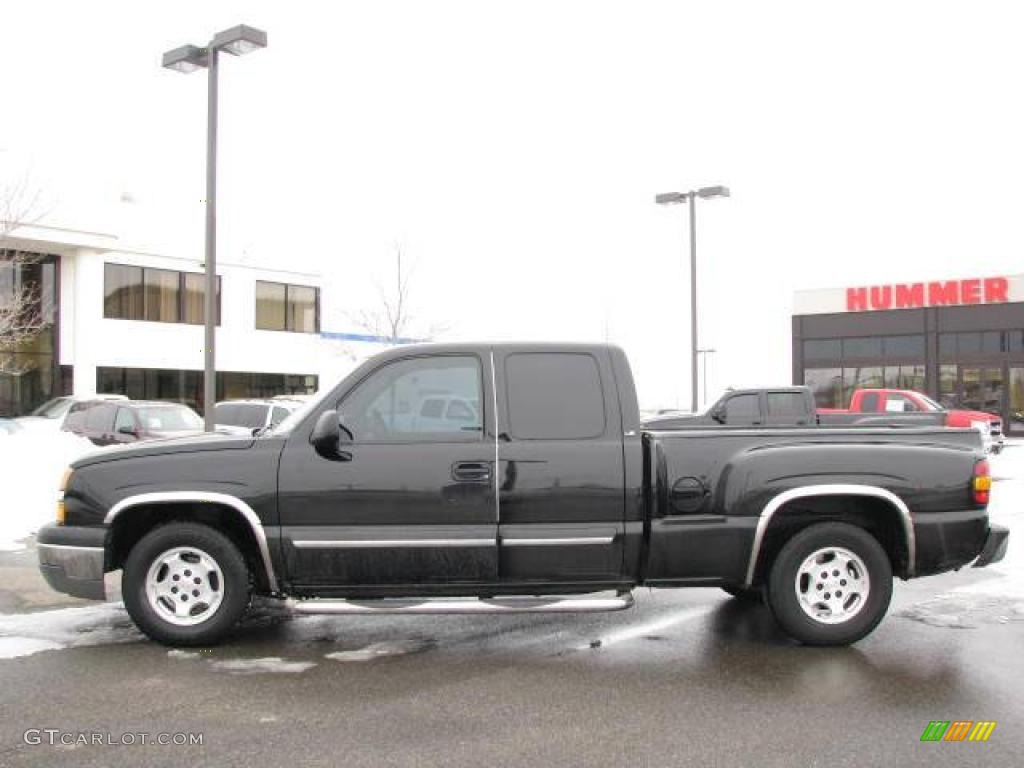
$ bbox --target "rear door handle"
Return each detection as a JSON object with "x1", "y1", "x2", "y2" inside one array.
[{"x1": 452, "y1": 461, "x2": 492, "y2": 482}]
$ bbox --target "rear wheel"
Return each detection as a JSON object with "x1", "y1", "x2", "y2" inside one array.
[
  {"x1": 766, "y1": 522, "x2": 892, "y2": 646},
  {"x1": 123, "y1": 522, "x2": 250, "y2": 646}
]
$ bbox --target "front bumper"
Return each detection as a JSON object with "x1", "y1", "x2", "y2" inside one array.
[
  {"x1": 36, "y1": 523, "x2": 107, "y2": 600},
  {"x1": 973, "y1": 524, "x2": 1009, "y2": 568}
]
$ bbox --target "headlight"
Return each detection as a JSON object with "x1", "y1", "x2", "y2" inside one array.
[{"x1": 57, "y1": 467, "x2": 72, "y2": 524}]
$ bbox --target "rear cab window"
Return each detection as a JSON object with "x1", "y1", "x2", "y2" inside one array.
[{"x1": 504, "y1": 352, "x2": 606, "y2": 439}]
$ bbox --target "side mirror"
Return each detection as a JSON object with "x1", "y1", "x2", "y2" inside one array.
[
  {"x1": 710, "y1": 406, "x2": 725, "y2": 424},
  {"x1": 310, "y1": 410, "x2": 351, "y2": 460},
  {"x1": 117, "y1": 425, "x2": 137, "y2": 436},
  {"x1": 337, "y1": 416, "x2": 354, "y2": 444}
]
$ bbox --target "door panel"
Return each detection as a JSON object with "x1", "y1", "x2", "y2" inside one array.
[
  {"x1": 495, "y1": 350, "x2": 625, "y2": 584},
  {"x1": 277, "y1": 353, "x2": 498, "y2": 588}
]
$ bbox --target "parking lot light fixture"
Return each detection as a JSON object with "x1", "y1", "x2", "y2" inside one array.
[
  {"x1": 655, "y1": 184, "x2": 730, "y2": 413},
  {"x1": 161, "y1": 24, "x2": 268, "y2": 432}
]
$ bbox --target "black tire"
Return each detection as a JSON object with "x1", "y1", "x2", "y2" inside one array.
[
  {"x1": 766, "y1": 522, "x2": 892, "y2": 646},
  {"x1": 123, "y1": 522, "x2": 251, "y2": 646},
  {"x1": 721, "y1": 585, "x2": 762, "y2": 602}
]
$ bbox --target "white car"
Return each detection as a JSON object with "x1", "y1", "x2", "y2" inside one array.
[
  {"x1": 214, "y1": 399, "x2": 304, "y2": 436},
  {"x1": 15, "y1": 394, "x2": 128, "y2": 433}
]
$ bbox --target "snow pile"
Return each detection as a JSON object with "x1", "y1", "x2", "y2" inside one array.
[
  {"x1": 0, "y1": 602, "x2": 140, "y2": 658},
  {"x1": 0, "y1": 429, "x2": 101, "y2": 551},
  {"x1": 324, "y1": 638, "x2": 433, "y2": 662},
  {"x1": 955, "y1": 440, "x2": 1024, "y2": 597},
  {"x1": 208, "y1": 657, "x2": 317, "y2": 674}
]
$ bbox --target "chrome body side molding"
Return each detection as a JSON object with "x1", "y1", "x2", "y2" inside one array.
[
  {"x1": 105, "y1": 491, "x2": 279, "y2": 593},
  {"x1": 501, "y1": 536, "x2": 615, "y2": 547},
  {"x1": 743, "y1": 484, "x2": 915, "y2": 588},
  {"x1": 292, "y1": 539, "x2": 493, "y2": 549}
]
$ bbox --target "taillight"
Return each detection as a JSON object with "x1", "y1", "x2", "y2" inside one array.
[{"x1": 973, "y1": 459, "x2": 991, "y2": 505}]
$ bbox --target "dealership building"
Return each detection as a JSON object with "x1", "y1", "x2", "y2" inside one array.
[
  {"x1": 793, "y1": 274, "x2": 1024, "y2": 435},
  {"x1": 1, "y1": 222, "x2": 379, "y2": 417}
]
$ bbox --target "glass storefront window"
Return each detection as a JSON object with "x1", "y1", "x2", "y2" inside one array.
[
  {"x1": 1, "y1": 252, "x2": 60, "y2": 416},
  {"x1": 883, "y1": 335, "x2": 925, "y2": 358},
  {"x1": 845, "y1": 366, "x2": 884, "y2": 392},
  {"x1": 939, "y1": 364, "x2": 958, "y2": 407},
  {"x1": 1010, "y1": 368, "x2": 1024, "y2": 433},
  {"x1": 841, "y1": 337, "x2": 883, "y2": 358},
  {"x1": 803, "y1": 339, "x2": 841, "y2": 361},
  {"x1": 803, "y1": 368, "x2": 844, "y2": 409}
]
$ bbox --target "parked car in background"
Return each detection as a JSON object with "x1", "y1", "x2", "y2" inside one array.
[
  {"x1": 63, "y1": 400, "x2": 203, "y2": 446},
  {"x1": 820, "y1": 388, "x2": 1005, "y2": 454},
  {"x1": 0, "y1": 418, "x2": 24, "y2": 436},
  {"x1": 15, "y1": 394, "x2": 128, "y2": 433},
  {"x1": 643, "y1": 387, "x2": 946, "y2": 430},
  {"x1": 214, "y1": 399, "x2": 303, "y2": 436}
]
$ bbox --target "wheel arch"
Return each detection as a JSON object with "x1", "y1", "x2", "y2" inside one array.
[
  {"x1": 744, "y1": 485, "x2": 914, "y2": 588},
  {"x1": 105, "y1": 492, "x2": 279, "y2": 593}
]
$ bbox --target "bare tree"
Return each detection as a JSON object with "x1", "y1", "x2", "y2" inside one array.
[
  {"x1": 352, "y1": 245, "x2": 448, "y2": 344},
  {"x1": 1, "y1": 170, "x2": 48, "y2": 351}
]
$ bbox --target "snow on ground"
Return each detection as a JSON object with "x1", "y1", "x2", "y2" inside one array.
[
  {"x1": 0, "y1": 429, "x2": 102, "y2": 551},
  {"x1": 954, "y1": 439, "x2": 1024, "y2": 597},
  {"x1": 208, "y1": 657, "x2": 317, "y2": 674},
  {"x1": 0, "y1": 602, "x2": 140, "y2": 658}
]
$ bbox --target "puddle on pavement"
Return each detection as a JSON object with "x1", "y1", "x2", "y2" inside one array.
[{"x1": 896, "y1": 594, "x2": 1024, "y2": 629}]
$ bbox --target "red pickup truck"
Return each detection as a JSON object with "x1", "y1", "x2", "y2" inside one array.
[{"x1": 819, "y1": 389, "x2": 1005, "y2": 454}]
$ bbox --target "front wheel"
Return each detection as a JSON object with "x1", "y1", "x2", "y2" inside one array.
[
  {"x1": 123, "y1": 522, "x2": 251, "y2": 646},
  {"x1": 766, "y1": 522, "x2": 892, "y2": 646}
]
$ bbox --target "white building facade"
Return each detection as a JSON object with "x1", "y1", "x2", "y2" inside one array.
[{"x1": 1, "y1": 223, "x2": 376, "y2": 416}]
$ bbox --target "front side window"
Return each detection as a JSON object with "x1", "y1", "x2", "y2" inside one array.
[
  {"x1": 114, "y1": 407, "x2": 136, "y2": 433},
  {"x1": 339, "y1": 356, "x2": 483, "y2": 443},
  {"x1": 724, "y1": 393, "x2": 760, "y2": 424}
]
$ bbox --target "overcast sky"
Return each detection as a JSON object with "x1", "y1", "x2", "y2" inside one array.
[{"x1": 3, "y1": 1, "x2": 1024, "y2": 408}]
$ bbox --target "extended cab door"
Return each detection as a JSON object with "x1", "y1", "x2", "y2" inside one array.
[
  {"x1": 493, "y1": 348, "x2": 626, "y2": 585},
  {"x1": 276, "y1": 352, "x2": 498, "y2": 590}
]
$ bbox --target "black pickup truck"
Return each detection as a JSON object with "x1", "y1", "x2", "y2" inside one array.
[{"x1": 38, "y1": 343, "x2": 1008, "y2": 647}]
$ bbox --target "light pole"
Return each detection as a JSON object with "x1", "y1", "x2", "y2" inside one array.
[
  {"x1": 697, "y1": 347, "x2": 716, "y2": 407},
  {"x1": 162, "y1": 25, "x2": 267, "y2": 431},
  {"x1": 655, "y1": 185, "x2": 729, "y2": 413}
]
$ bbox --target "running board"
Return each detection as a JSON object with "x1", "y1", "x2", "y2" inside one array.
[{"x1": 283, "y1": 593, "x2": 635, "y2": 616}]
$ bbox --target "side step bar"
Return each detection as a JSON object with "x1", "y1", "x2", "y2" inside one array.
[{"x1": 283, "y1": 593, "x2": 635, "y2": 616}]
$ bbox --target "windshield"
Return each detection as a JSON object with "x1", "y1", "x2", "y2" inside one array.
[
  {"x1": 137, "y1": 405, "x2": 203, "y2": 432},
  {"x1": 29, "y1": 397, "x2": 72, "y2": 419},
  {"x1": 215, "y1": 403, "x2": 268, "y2": 430},
  {"x1": 267, "y1": 389, "x2": 330, "y2": 435},
  {"x1": 915, "y1": 394, "x2": 943, "y2": 411}
]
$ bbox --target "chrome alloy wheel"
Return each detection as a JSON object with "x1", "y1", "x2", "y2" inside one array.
[
  {"x1": 794, "y1": 546, "x2": 870, "y2": 624},
  {"x1": 145, "y1": 546, "x2": 225, "y2": 626}
]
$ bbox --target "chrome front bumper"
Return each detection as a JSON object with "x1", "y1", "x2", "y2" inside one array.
[{"x1": 37, "y1": 524, "x2": 107, "y2": 600}]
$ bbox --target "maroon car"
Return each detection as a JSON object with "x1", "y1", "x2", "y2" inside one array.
[{"x1": 63, "y1": 399, "x2": 204, "y2": 446}]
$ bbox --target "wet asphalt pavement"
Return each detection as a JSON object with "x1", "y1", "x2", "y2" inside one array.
[{"x1": 0, "y1": 556, "x2": 1022, "y2": 768}]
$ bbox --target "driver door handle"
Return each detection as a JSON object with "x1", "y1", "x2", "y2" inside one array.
[{"x1": 452, "y1": 461, "x2": 492, "y2": 482}]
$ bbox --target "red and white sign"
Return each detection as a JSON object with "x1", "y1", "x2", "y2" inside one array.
[{"x1": 794, "y1": 274, "x2": 1024, "y2": 315}]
